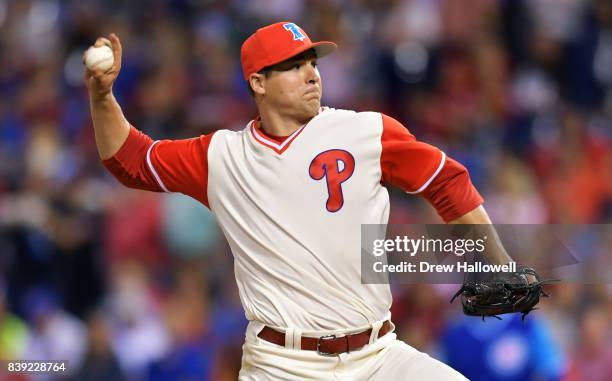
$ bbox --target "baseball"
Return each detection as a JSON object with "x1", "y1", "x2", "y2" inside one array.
[{"x1": 84, "y1": 45, "x2": 114, "y2": 72}]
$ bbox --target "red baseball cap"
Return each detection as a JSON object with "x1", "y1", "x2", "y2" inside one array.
[{"x1": 241, "y1": 22, "x2": 337, "y2": 80}]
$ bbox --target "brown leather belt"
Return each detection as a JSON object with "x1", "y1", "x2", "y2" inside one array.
[{"x1": 257, "y1": 320, "x2": 392, "y2": 356}]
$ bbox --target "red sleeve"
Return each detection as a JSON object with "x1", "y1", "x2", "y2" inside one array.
[
  {"x1": 102, "y1": 126, "x2": 214, "y2": 208},
  {"x1": 380, "y1": 114, "x2": 483, "y2": 222},
  {"x1": 419, "y1": 157, "x2": 484, "y2": 222}
]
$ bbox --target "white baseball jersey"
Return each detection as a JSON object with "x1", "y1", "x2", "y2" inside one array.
[{"x1": 103, "y1": 107, "x2": 482, "y2": 333}]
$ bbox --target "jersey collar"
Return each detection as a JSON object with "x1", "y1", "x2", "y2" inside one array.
[{"x1": 249, "y1": 107, "x2": 326, "y2": 154}]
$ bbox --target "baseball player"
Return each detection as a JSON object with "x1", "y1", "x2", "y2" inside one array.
[{"x1": 85, "y1": 22, "x2": 515, "y2": 380}]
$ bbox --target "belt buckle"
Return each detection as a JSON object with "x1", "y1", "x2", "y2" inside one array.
[{"x1": 316, "y1": 334, "x2": 338, "y2": 356}]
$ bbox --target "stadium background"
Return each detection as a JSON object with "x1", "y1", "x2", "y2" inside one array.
[{"x1": 0, "y1": 0, "x2": 611, "y2": 380}]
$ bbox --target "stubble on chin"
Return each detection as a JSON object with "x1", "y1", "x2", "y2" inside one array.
[{"x1": 304, "y1": 98, "x2": 321, "y2": 117}]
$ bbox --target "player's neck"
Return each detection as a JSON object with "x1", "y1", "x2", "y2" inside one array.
[{"x1": 258, "y1": 110, "x2": 312, "y2": 137}]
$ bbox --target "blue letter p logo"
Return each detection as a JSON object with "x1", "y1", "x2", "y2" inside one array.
[{"x1": 283, "y1": 23, "x2": 306, "y2": 41}]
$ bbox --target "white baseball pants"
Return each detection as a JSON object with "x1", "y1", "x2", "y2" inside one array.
[{"x1": 238, "y1": 321, "x2": 468, "y2": 381}]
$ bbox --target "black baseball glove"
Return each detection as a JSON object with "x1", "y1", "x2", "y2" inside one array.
[{"x1": 450, "y1": 265, "x2": 552, "y2": 321}]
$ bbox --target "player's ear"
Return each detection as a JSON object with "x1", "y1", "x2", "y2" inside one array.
[{"x1": 249, "y1": 73, "x2": 266, "y2": 96}]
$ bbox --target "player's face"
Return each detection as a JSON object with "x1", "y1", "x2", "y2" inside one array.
[{"x1": 261, "y1": 51, "x2": 322, "y2": 121}]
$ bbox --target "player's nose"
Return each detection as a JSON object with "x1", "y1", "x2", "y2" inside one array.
[{"x1": 304, "y1": 63, "x2": 319, "y2": 85}]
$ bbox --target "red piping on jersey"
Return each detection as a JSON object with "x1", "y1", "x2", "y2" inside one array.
[
  {"x1": 255, "y1": 125, "x2": 291, "y2": 144},
  {"x1": 249, "y1": 107, "x2": 325, "y2": 154},
  {"x1": 250, "y1": 120, "x2": 307, "y2": 154}
]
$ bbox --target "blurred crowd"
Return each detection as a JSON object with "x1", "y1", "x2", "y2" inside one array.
[{"x1": 0, "y1": 0, "x2": 611, "y2": 380}]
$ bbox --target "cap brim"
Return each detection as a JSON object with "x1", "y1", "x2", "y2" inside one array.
[
  {"x1": 262, "y1": 41, "x2": 338, "y2": 71},
  {"x1": 310, "y1": 41, "x2": 337, "y2": 59}
]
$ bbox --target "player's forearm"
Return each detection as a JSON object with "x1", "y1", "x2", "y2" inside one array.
[
  {"x1": 449, "y1": 205, "x2": 514, "y2": 265},
  {"x1": 84, "y1": 34, "x2": 129, "y2": 160},
  {"x1": 89, "y1": 92, "x2": 130, "y2": 160},
  {"x1": 448, "y1": 205, "x2": 492, "y2": 224}
]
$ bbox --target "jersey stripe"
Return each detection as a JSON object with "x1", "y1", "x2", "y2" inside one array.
[
  {"x1": 146, "y1": 141, "x2": 170, "y2": 192},
  {"x1": 249, "y1": 108, "x2": 327, "y2": 154},
  {"x1": 250, "y1": 122, "x2": 307, "y2": 154},
  {"x1": 406, "y1": 151, "x2": 446, "y2": 194}
]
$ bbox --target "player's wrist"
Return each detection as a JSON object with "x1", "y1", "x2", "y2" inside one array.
[{"x1": 89, "y1": 88, "x2": 114, "y2": 103}]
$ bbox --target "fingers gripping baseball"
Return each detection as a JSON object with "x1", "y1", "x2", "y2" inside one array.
[{"x1": 83, "y1": 33, "x2": 123, "y2": 99}]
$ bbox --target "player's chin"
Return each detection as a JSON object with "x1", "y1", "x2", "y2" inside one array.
[{"x1": 303, "y1": 98, "x2": 321, "y2": 116}]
